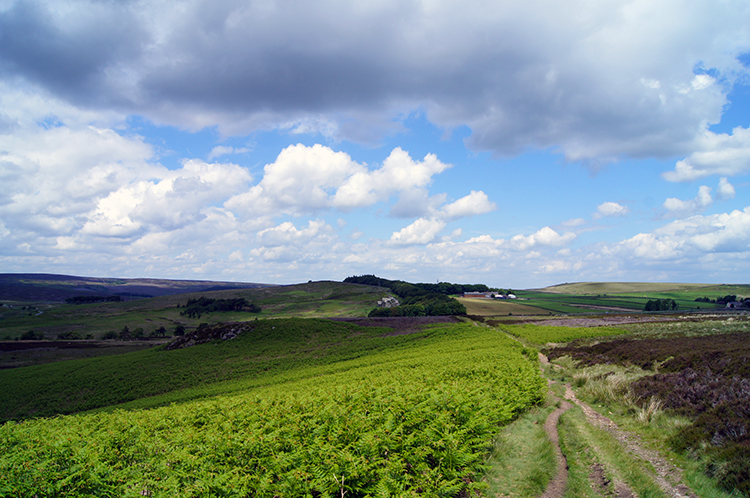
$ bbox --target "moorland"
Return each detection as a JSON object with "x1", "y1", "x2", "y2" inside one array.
[{"x1": 0, "y1": 274, "x2": 748, "y2": 497}]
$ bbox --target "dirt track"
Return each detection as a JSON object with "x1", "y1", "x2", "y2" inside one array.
[
  {"x1": 540, "y1": 388, "x2": 572, "y2": 498},
  {"x1": 537, "y1": 353, "x2": 698, "y2": 498}
]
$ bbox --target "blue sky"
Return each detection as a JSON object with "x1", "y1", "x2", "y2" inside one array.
[{"x1": 0, "y1": 0, "x2": 749, "y2": 288}]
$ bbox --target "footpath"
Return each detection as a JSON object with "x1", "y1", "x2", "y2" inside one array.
[{"x1": 537, "y1": 353, "x2": 697, "y2": 498}]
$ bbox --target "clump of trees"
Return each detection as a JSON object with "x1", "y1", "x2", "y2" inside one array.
[
  {"x1": 56, "y1": 331, "x2": 83, "y2": 340},
  {"x1": 695, "y1": 295, "x2": 739, "y2": 305},
  {"x1": 345, "y1": 275, "x2": 491, "y2": 297},
  {"x1": 643, "y1": 299, "x2": 677, "y2": 311},
  {"x1": 178, "y1": 297, "x2": 260, "y2": 319},
  {"x1": 20, "y1": 330, "x2": 44, "y2": 340},
  {"x1": 102, "y1": 325, "x2": 170, "y2": 340},
  {"x1": 347, "y1": 275, "x2": 468, "y2": 317},
  {"x1": 65, "y1": 295, "x2": 122, "y2": 304}
]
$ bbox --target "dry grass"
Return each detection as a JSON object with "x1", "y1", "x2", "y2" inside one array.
[{"x1": 457, "y1": 297, "x2": 548, "y2": 316}]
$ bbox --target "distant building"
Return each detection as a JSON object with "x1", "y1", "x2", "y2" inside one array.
[
  {"x1": 726, "y1": 301, "x2": 746, "y2": 309},
  {"x1": 377, "y1": 296, "x2": 400, "y2": 308},
  {"x1": 463, "y1": 292, "x2": 492, "y2": 298}
]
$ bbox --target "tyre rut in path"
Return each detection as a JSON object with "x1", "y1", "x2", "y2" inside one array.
[{"x1": 540, "y1": 387, "x2": 572, "y2": 498}]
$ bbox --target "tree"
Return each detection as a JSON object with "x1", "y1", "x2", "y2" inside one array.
[
  {"x1": 173, "y1": 324, "x2": 186, "y2": 336},
  {"x1": 20, "y1": 330, "x2": 43, "y2": 340},
  {"x1": 119, "y1": 326, "x2": 131, "y2": 340}
]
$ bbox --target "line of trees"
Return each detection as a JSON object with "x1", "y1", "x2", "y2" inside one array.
[
  {"x1": 178, "y1": 297, "x2": 261, "y2": 319},
  {"x1": 65, "y1": 295, "x2": 122, "y2": 304},
  {"x1": 694, "y1": 295, "x2": 740, "y2": 304},
  {"x1": 643, "y1": 299, "x2": 678, "y2": 311},
  {"x1": 344, "y1": 275, "x2": 491, "y2": 297}
]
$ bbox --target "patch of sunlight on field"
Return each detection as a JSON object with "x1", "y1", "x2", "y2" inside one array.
[{"x1": 457, "y1": 297, "x2": 549, "y2": 316}]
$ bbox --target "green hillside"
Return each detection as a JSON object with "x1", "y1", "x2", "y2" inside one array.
[{"x1": 0, "y1": 319, "x2": 545, "y2": 497}]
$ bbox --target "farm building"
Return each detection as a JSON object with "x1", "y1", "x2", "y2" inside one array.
[
  {"x1": 377, "y1": 296, "x2": 400, "y2": 308},
  {"x1": 463, "y1": 292, "x2": 493, "y2": 298}
]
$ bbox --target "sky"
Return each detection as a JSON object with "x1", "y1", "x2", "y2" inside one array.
[{"x1": 0, "y1": 0, "x2": 749, "y2": 289}]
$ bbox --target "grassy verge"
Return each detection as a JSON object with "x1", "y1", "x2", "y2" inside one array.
[{"x1": 483, "y1": 398, "x2": 557, "y2": 496}]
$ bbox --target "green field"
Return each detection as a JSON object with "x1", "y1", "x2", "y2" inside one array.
[{"x1": 515, "y1": 282, "x2": 750, "y2": 313}]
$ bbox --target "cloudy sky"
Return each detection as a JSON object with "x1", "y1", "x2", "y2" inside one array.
[{"x1": 1, "y1": 0, "x2": 749, "y2": 288}]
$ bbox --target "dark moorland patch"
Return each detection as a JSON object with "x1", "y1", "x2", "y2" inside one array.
[{"x1": 543, "y1": 328, "x2": 750, "y2": 496}]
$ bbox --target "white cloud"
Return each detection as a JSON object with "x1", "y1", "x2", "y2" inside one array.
[
  {"x1": 717, "y1": 177, "x2": 736, "y2": 200},
  {"x1": 663, "y1": 185, "x2": 713, "y2": 218},
  {"x1": 594, "y1": 201, "x2": 629, "y2": 219},
  {"x1": 390, "y1": 218, "x2": 447, "y2": 245},
  {"x1": 560, "y1": 218, "x2": 586, "y2": 228},
  {"x1": 663, "y1": 177, "x2": 737, "y2": 218},
  {"x1": 226, "y1": 144, "x2": 452, "y2": 216},
  {"x1": 510, "y1": 227, "x2": 576, "y2": 251},
  {"x1": 208, "y1": 146, "x2": 234, "y2": 160},
  {"x1": 611, "y1": 206, "x2": 750, "y2": 260},
  {"x1": 664, "y1": 127, "x2": 750, "y2": 182},
  {"x1": 440, "y1": 191, "x2": 497, "y2": 219}
]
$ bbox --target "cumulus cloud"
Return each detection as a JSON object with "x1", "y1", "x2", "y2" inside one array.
[
  {"x1": 611, "y1": 206, "x2": 750, "y2": 260},
  {"x1": 1, "y1": 0, "x2": 747, "y2": 161},
  {"x1": 594, "y1": 201, "x2": 629, "y2": 219},
  {"x1": 663, "y1": 178, "x2": 736, "y2": 218},
  {"x1": 225, "y1": 145, "x2": 452, "y2": 216},
  {"x1": 510, "y1": 227, "x2": 577, "y2": 251},
  {"x1": 664, "y1": 127, "x2": 750, "y2": 181},
  {"x1": 717, "y1": 177, "x2": 736, "y2": 200},
  {"x1": 390, "y1": 218, "x2": 447, "y2": 246},
  {"x1": 440, "y1": 191, "x2": 497, "y2": 219}
]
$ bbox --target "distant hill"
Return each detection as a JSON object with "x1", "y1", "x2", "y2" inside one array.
[
  {"x1": 0, "y1": 273, "x2": 273, "y2": 302},
  {"x1": 538, "y1": 282, "x2": 728, "y2": 295}
]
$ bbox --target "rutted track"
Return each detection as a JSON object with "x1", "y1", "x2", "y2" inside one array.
[{"x1": 536, "y1": 353, "x2": 698, "y2": 498}]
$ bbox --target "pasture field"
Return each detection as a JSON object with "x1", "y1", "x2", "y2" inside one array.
[
  {"x1": 457, "y1": 297, "x2": 549, "y2": 316},
  {"x1": 515, "y1": 282, "x2": 750, "y2": 313},
  {"x1": 0, "y1": 320, "x2": 545, "y2": 497}
]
